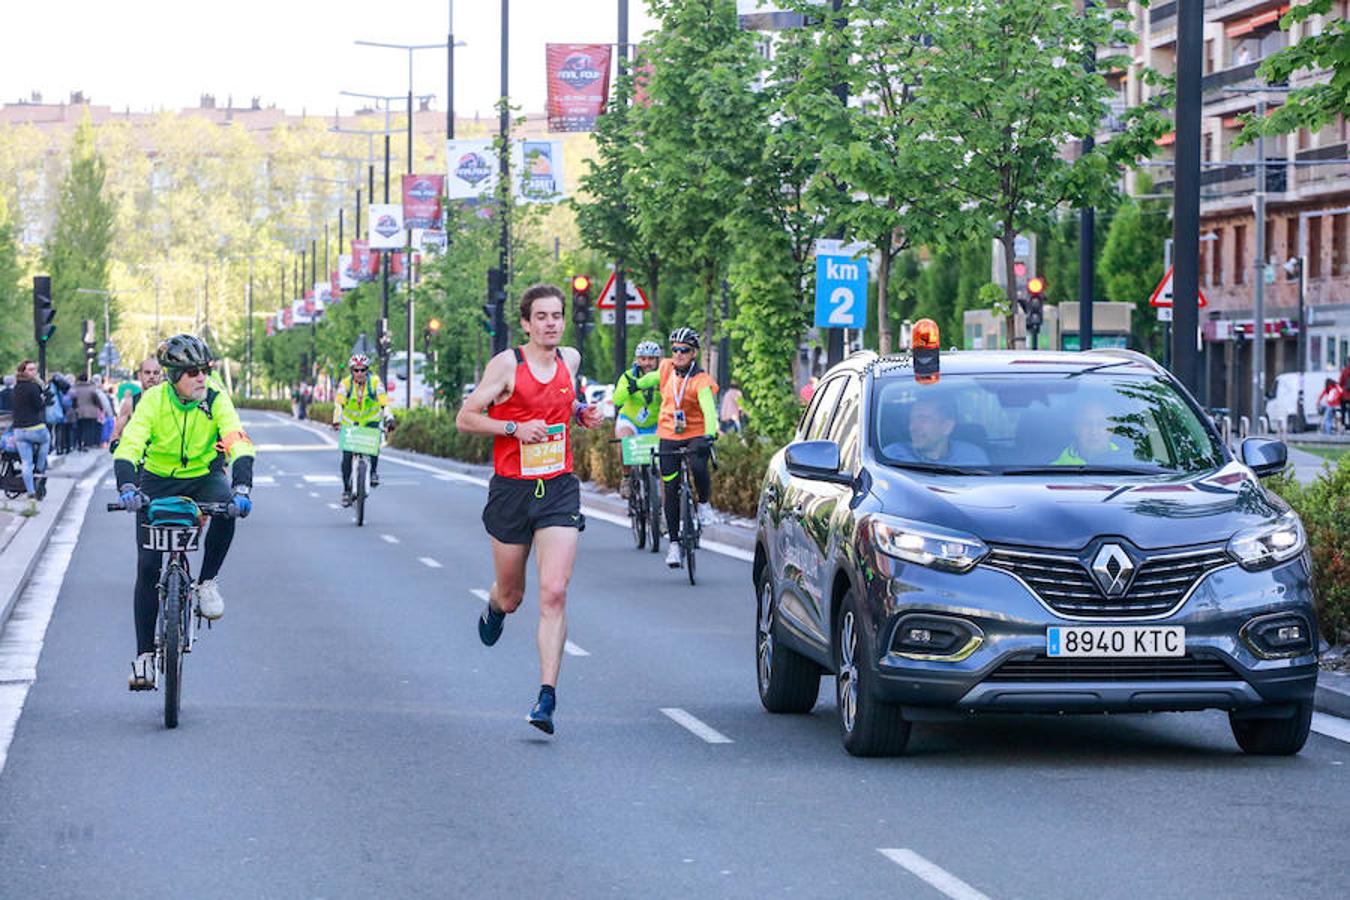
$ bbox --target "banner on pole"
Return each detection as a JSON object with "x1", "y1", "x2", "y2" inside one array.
[
  {"x1": 546, "y1": 43, "x2": 612, "y2": 132},
  {"x1": 337, "y1": 255, "x2": 357, "y2": 289},
  {"x1": 512, "y1": 139, "x2": 566, "y2": 204},
  {"x1": 446, "y1": 139, "x2": 499, "y2": 200},
  {"x1": 368, "y1": 204, "x2": 405, "y2": 250},
  {"x1": 414, "y1": 228, "x2": 447, "y2": 254},
  {"x1": 291, "y1": 299, "x2": 311, "y2": 326},
  {"x1": 351, "y1": 240, "x2": 380, "y2": 282},
  {"x1": 402, "y1": 174, "x2": 445, "y2": 230}
]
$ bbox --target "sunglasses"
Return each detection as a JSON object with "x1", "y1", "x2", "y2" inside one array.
[
  {"x1": 351, "y1": 367, "x2": 368, "y2": 374},
  {"x1": 179, "y1": 365, "x2": 211, "y2": 378},
  {"x1": 672, "y1": 345, "x2": 695, "y2": 354}
]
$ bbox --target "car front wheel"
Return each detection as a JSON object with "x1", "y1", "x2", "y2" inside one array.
[
  {"x1": 756, "y1": 576, "x2": 820, "y2": 714},
  {"x1": 1230, "y1": 701, "x2": 1313, "y2": 756},
  {"x1": 835, "y1": 588, "x2": 911, "y2": 757}
]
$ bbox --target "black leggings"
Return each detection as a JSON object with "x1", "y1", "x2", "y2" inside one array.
[
  {"x1": 659, "y1": 438, "x2": 711, "y2": 543},
  {"x1": 133, "y1": 472, "x2": 235, "y2": 654},
  {"x1": 340, "y1": 423, "x2": 382, "y2": 489}
]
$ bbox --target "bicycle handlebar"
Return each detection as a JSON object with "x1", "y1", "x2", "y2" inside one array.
[{"x1": 106, "y1": 501, "x2": 235, "y2": 516}]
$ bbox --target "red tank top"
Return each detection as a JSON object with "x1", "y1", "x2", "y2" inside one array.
[{"x1": 490, "y1": 347, "x2": 575, "y2": 480}]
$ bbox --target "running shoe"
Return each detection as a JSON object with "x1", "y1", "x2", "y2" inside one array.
[
  {"x1": 665, "y1": 544, "x2": 682, "y2": 568},
  {"x1": 370, "y1": 471, "x2": 381, "y2": 487},
  {"x1": 341, "y1": 490, "x2": 354, "y2": 507},
  {"x1": 128, "y1": 653, "x2": 156, "y2": 691},
  {"x1": 528, "y1": 690, "x2": 556, "y2": 734},
  {"x1": 478, "y1": 603, "x2": 506, "y2": 646},
  {"x1": 194, "y1": 579, "x2": 224, "y2": 620}
]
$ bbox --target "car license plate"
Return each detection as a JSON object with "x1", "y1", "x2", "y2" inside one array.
[
  {"x1": 1046, "y1": 626, "x2": 1184, "y2": 658},
  {"x1": 142, "y1": 526, "x2": 200, "y2": 553}
]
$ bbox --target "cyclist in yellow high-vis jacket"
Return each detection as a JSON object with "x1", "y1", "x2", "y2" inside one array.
[
  {"x1": 331, "y1": 353, "x2": 395, "y2": 506},
  {"x1": 112, "y1": 334, "x2": 255, "y2": 690}
]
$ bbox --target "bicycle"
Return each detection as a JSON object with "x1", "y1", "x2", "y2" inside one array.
[
  {"x1": 612, "y1": 434, "x2": 662, "y2": 552},
  {"x1": 655, "y1": 439, "x2": 718, "y2": 586},
  {"x1": 107, "y1": 496, "x2": 234, "y2": 729},
  {"x1": 337, "y1": 423, "x2": 384, "y2": 527}
]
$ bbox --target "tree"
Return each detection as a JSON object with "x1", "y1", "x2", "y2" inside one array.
[
  {"x1": 1098, "y1": 174, "x2": 1172, "y2": 357},
  {"x1": 41, "y1": 115, "x2": 116, "y2": 373},
  {"x1": 0, "y1": 193, "x2": 24, "y2": 372},
  {"x1": 1238, "y1": 0, "x2": 1349, "y2": 145},
  {"x1": 903, "y1": 0, "x2": 1168, "y2": 343}
]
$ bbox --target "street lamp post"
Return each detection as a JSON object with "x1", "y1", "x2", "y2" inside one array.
[{"x1": 1171, "y1": 0, "x2": 1204, "y2": 395}]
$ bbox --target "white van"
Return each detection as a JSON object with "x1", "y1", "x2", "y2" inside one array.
[
  {"x1": 387, "y1": 351, "x2": 434, "y2": 409},
  {"x1": 1266, "y1": 370, "x2": 1337, "y2": 432}
]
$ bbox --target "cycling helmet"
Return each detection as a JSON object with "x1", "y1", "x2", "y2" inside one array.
[
  {"x1": 634, "y1": 340, "x2": 662, "y2": 358},
  {"x1": 668, "y1": 327, "x2": 700, "y2": 350},
  {"x1": 157, "y1": 334, "x2": 212, "y2": 375},
  {"x1": 349, "y1": 353, "x2": 370, "y2": 369}
]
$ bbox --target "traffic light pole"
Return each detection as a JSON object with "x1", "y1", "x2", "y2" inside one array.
[
  {"x1": 612, "y1": 0, "x2": 630, "y2": 379},
  {"x1": 1171, "y1": 0, "x2": 1203, "y2": 396}
]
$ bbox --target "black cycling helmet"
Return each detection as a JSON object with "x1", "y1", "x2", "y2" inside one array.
[
  {"x1": 157, "y1": 334, "x2": 213, "y2": 377},
  {"x1": 669, "y1": 327, "x2": 700, "y2": 350}
]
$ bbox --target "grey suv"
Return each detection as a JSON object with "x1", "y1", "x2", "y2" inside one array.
[{"x1": 753, "y1": 350, "x2": 1317, "y2": 756}]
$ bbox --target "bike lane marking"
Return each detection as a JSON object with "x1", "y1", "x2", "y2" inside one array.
[
  {"x1": 660, "y1": 708, "x2": 733, "y2": 744},
  {"x1": 468, "y1": 590, "x2": 587, "y2": 656},
  {"x1": 877, "y1": 849, "x2": 993, "y2": 900},
  {"x1": 0, "y1": 468, "x2": 102, "y2": 777},
  {"x1": 381, "y1": 534, "x2": 400, "y2": 544},
  {"x1": 418, "y1": 557, "x2": 443, "y2": 569}
]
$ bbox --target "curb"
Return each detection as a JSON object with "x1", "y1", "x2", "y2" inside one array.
[
  {"x1": 1315, "y1": 671, "x2": 1350, "y2": 719},
  {"x1": 0, "y1": 451, "x2": 108, "y2": 632}
]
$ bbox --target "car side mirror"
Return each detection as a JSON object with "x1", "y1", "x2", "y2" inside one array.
[
  {"x1": 1241, "y1": 437, "x2": 1287, "y2": 478},
  {"x1": 786, "y1": 440, "x2": 853, "y2": 486}
]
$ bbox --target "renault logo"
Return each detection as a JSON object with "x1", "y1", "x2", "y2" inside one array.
[{"x1": 1091, "y1": 544, "x2": 1135, "y2": 597}]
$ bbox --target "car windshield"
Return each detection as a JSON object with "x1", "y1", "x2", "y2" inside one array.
[{"x1": 871, "y1": 372, "x2": 1224, "y2": 475}]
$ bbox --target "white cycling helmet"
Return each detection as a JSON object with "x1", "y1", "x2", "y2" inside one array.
[
  {"x1": 349, "y1": 353, "x2": 370, "y2": 369},
  {"x1": 635, "y1": 340, "x2": 662, "y2": 358},
  {"x1": 669, "y1": 327, "x2": 700, "y2": 350}
]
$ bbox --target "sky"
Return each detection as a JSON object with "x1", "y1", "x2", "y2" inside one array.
[{"x1": 0, "y1": 1, "x2": 661, "y2": 118}]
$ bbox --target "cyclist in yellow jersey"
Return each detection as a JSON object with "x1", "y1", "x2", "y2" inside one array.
[{"x1": 331, "y1": 353, "x2": 395, "y2": 506}]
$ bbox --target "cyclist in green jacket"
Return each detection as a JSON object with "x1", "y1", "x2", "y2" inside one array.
[
  {"x1": 612, "y1": 340, "x2": 663, "y2": 439},
  {"x1": 330, "y1": 353, "x2": 394, "y2": 506},
  {"x1": 112, "y1": 334, "x2": 255, "y2": 690}
]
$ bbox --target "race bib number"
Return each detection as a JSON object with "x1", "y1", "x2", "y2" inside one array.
[{"x1": 519, "y1": 424, "x2": 567, "y2": 477}]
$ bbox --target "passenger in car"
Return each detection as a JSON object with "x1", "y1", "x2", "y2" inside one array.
[
  {"x1": 1052, "y1": 401, "x2": 1132, "y2": 466},
  {"x1": 883, "y1": 396, "x2": 989, "y2": 465}
]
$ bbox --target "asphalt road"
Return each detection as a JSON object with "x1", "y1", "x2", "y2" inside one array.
[{"x1": 0, "y1": 412, "x2": 1347, "y2": 899}]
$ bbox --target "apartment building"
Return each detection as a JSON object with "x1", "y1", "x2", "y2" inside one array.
[{"x1": 1105, "y1": 0, "x2": 1348, "y2": 414}]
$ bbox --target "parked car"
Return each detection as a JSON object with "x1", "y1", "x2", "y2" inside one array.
[
  {"x1": 1265, "y1": 370, "x2": 1334, "y2": 433},
  {"x1": 754, "y1": 346, "x2": 1316, "y2": 757}
]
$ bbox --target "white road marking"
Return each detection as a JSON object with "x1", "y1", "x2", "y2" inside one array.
[
  {"x1": 0, "y1": 468, "x2": 102, "y2": 777},
  {"x1": 381, "y1": 534, "x2": 400, "y2": 544},
  {"x1": 307, "y1": 491, "x2": 320, "y2": 498},
  {"x1": 327, "y1": 503, "x2": 340, "y2": 510},
  {"x1": 252, "y1": 444, "x2": 331, "y2": 453},
  {"x1": 564, "y1": 641, "x2": 590, "y2": 657},
  {"x1": 303, "y1": 474, "x2": 341, "y2": 484},
  {"x1": 471, "y1": 589, "x2": 490, "y2": 602},
  {"x1": 418, "y1": 557, "x2": 443, "y2": 569},
  {"x1": 1312, "y1": 712, "x2": 1350, "y2": 744},
  {"x1": 878, "y1": 849, "x2": 993, "y2": 900},
  {"x1": 253, "y1": 475, "x2": 275, "y2": 485},
  {"x1": 580, "y1": 507, "x2": 755, "y2": 563},
  {"x1": 660, "y1": 708, "x2": 733, "y2": 744}
]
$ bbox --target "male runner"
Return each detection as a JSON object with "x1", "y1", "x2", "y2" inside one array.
[{"x1": 455, "y1": 284, "x2": 603, "y2": 734}]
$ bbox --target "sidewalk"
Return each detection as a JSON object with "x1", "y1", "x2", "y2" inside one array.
[{"x1": 0, "y1": 449, "x2": 109, "y2": 631}]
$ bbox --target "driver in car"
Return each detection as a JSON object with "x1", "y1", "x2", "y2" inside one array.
[
  {"x1": 1052, "y1": 401, "x2": 1133, "y2": 466},
  {"x1": 883, "y1": 395, "x2": 988, "y2": 466}
]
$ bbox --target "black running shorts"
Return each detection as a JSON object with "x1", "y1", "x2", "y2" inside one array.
[{"x1": 482, "y1": 473, "x2": 585, "y2": 545}]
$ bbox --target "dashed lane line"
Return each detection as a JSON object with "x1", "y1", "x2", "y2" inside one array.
[
  {"x1": 877, "y1": 849, "x2": 993, "y2": 900},
  {"x1": 660, "y1": 708, "x2": 733, "y2": 744},
  {"x1": 418, "y1": 557, "x2": 443, "y2": 569},
  {"x1": 381, "y1": 534, "x2": 400, "y2": 544},
  {"x1": 326, "y1": 503, "x2": 340, "y2": 510},
  {"x1": 302, "y1": 474, "x2": 341, "y2": 484},
  {"x1": 564, "y1": 641, "x2": 590, "y2": 657},
  {"x1": 308, "y1": 491, "x2": 320, "y2": 498},
  {"x1": 470, "y1": 588, "x2": 490, "y2": 603},
  {"x1": 1312, "y1": 712, "x2": 1350, "y2": 745}
]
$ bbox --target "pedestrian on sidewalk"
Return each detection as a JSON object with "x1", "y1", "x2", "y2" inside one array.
[
  {"x1": 1338, "y1": 360, "x2": 1350, "y2": 429},
  {"x1": 456, "y1": 283, "x2": 604, "y2": 735},
  {"x1": 719, "y1": 382, "x2": 744, "y2": 435},
  {"x1": 71, "y1": 374, "x2": 102, "y2": 451},
  {"x1": 52, "y1": 374, "x2": 75, "y2": 455},
  {"x1": 1317, "y1": 378, "x2": 1342, "y2": 435},
  {"x1": 10, "y1": 360, "x2": 51, "y2": 505}
]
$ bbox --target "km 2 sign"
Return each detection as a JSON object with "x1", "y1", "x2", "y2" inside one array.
[{"x1": 814, "y1": 248, "x2": 869, "y2": 329}]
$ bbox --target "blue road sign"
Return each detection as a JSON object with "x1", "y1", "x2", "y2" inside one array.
[{"x1": 814, "y1": 252, "x2": 869, "y2": 329}]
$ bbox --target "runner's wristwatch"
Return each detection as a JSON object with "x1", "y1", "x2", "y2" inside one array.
[{"x1": 504, "y1": 421, "x2": 518, "y2": 436}]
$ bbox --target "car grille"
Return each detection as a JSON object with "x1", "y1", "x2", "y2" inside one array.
[
  {"x1": 983, "y1": 544, "x2": 1232, "y2": 618},
  {"x1": 986, "y1": 654, "x2": 1239, "y2": 682}
]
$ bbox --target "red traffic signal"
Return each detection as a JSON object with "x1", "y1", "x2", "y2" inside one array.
[
  {"x1": 571, "y1": 275, "x2": 591, "y2": 294},
  {"x1": 1027, "y1": 276, "x2": 1046, "y2": 297}
]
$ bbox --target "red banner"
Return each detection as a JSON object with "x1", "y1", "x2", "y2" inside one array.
[
  {"x1": 351, "y1": 240, "x2": 380, "y2": 282},
  {"x1": 633, "y1": 49, "x2": 653, "y2": 108},
  {"x1": 265, "y1": 319, "x2": 275, "y2": 337},
  {"x1": 303, "y1": 290, "x2": 316, "y2": 315},
  {"x1": 546, "y1": 43, "x2": 612, "y2": 132},
  {"x1": 389, "y1": 250, "x2": 420, "y2": 282},
  {"x1": 402, "y1": 174, "x2": 445, "y2": 230},
  {"x1": 330, "y1": 270, "x2": 342, "y2": 301}
]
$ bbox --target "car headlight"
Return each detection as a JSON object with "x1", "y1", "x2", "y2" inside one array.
[
  {"x1": 1227, "y1": 511, "x2": 1306, "y2": 571},
  {"x1": 870, "y1": 515, "x2": 988, "y2": 573}
]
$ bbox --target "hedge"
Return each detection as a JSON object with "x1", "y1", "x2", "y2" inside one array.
[{"x1": 1267, "y1": 461, "x2": 1350, "y2": 644}]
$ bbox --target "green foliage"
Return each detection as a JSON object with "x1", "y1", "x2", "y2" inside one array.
[
  {"x1": 1238, "y1": 0, "x2": 1349, "y2": 145},
  {"x1": 41, "y1": 116, "x2": 115, "y2": 373},
  {"x1": 1267, "y1": 456, "x2": 1350, "y2": 643},
  {"x1": 232, "y1": 397, "x2": 291, "y2": 413},
  {"x1": 1098, "y1": 173, "x2": 1172, "y2": 357},
  {"x1": 0, "y1": 194, "x2": 24, "y2": 372},
  {"x1": 385, "y1": 405, "x2": 492, "y2": 463}
]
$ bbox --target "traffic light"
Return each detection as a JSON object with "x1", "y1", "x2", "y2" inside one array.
[
  {"x1": 571, "y1": 274, "x2": 592, "y2": 327},
  {"x1": 484, "y1": 267, "x2": 506, "y2": 336},
  {"x1": 1020, "y1": 277, "x2": 1046, "y2": 349},
  {"x1": 423, "y1": 317, "x2": 442, "y2": 354},
  {"x1": 82, "y1": 319, "x2": 96, "y2": 354},
  {"x1": 376, "y1": 317, "x2": 392, "y2": 356},
  {"x1": 32, "y1": 275, "x2": 55, "y2": 344}
]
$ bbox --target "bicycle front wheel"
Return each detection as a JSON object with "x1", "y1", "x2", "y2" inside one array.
[
  {"x1": 355, "y1": 456, "x2": 367, "y2": 527},
  {"x1": 682, "y1": 483, "x2": 697, "y2": 586},
  {"x1": 629, "y1": 474, "x2": 647, "y2": 550},
  {"x1": 647, "y1": 467, "x2": 662, "y2": 553},
  {"x1": 162, "y1": 565, "x2": 185, "y2": 729}
]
